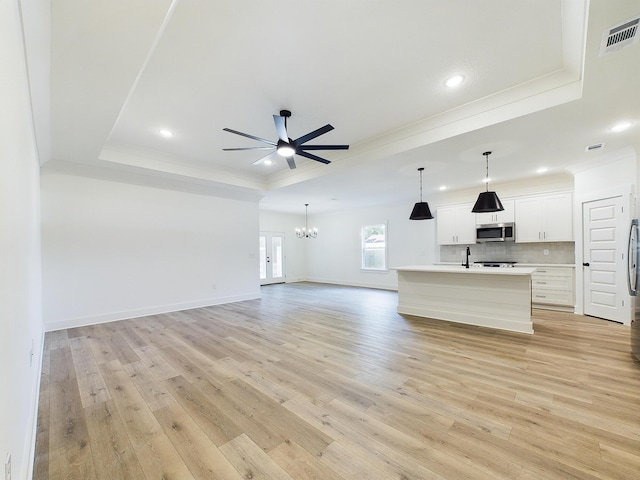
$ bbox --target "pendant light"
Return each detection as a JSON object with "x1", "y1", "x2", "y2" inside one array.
[
  {"x1": 409, "y1": 167, "x2": 434, "y2": 220},
  {"x1": 296, "y1": 203, "x2": 318, "y2": 238},
  {"x1": 472, "y1": 151, "x2": 504, "y2": 213}
]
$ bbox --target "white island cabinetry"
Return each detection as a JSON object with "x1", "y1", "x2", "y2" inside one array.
[{"x1": 394, "y1": 265, "x2": 536, "y2": 334}]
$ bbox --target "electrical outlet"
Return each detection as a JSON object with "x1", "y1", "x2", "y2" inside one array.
[
  {"x1": 543, "y1": 249, "x2": 549, "y2": 256},
  {"x1": 5, "y1": 452, "x2": 11, "y2": 480}
]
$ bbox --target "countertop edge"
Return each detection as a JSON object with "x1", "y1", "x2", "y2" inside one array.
[
  {"x1": 392, "y1": 265, "x2": 537, "y2": 275},
  {"x1": 435, "y1": 262, "x2": 575, "y2": 268}
]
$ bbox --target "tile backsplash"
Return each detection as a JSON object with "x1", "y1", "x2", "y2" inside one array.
[{"x1": 440, "y1": 242, "x2": 575, "y2": 265}]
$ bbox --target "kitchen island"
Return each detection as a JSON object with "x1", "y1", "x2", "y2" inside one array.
[{"x1": 394, "y1": 265, "x2": 537, "y2": 334}]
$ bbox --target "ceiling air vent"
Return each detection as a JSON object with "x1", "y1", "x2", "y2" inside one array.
[
  {"x1": 600, "y1": 17, "x2": 639, "y2": 56},
  {"x1": 586, "y1": 143, "x2": 604, "y2": 152}
]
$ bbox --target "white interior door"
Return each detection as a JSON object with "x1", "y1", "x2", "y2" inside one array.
[
  {"x1": 582, "y1": 196, "x2": 628, "y2": 323},
  {"x1": 259, "y1": 232, "x2": 285, "y2": 285}
]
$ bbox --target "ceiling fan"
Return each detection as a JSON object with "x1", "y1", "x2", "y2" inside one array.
[{"x1": 223, "y1": 110, "x2": 349, "y2": 169}]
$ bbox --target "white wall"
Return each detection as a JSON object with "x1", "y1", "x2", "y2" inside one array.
[
  {"x1": 304, "y1": 203, "x2": 437, "y2": 290},
  {"x1": 259, "y1": 210, "x2": 308, "y2": 282},
  {"x1": 1, "y1": 1, "x2": 45, "y2": 478},
  {"x1": 573, "y1": 146, "x2": 638, "y2": 320},
  {"x1": 41, "y1": 173, "x2": 261, "y2": 330}
]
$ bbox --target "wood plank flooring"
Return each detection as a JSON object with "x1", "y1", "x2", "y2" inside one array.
[{"x1": 34, "y1": 282, "x2": 640, "y2": 479}]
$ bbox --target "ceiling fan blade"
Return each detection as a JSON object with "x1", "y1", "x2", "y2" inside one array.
[
  {"x1": 285, "y1": 156, "x2": 296, "y2": 169},
  {"x1": 223, "y1": 146, "x2": 274, "y2": 151},
  {"x1": 294, "y1": 124, "x2": 334, "y2": 145},
  {"x1": 273, "y1": 115, "x2": 289, "y2": 142},
  {"x1": 299, "y1": 144, "x2": 349, "y2": 151},
  {"x1": 296, "y1": 150, "x2": 331, "y2": 165},
  {"x1": 251, "y1": 151, "x2": 277, "y2": 165},
  {"x1": 223, "y1": 128, "x2": 276, "y2": 146}
]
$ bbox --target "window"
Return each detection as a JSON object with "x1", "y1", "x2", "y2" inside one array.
[{"x1": 361, "y1": 223, "x2": 387, "y2": 270}]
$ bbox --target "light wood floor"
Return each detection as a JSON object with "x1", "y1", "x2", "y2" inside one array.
[{"x1": 34, "y1": 282, "x2": 640, "y2": 479}]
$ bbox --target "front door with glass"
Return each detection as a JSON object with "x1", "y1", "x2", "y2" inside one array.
[{"x1": 259, "y1": 232, "x2": 285, "y2": 285}]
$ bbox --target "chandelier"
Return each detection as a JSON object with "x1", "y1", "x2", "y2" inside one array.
[{"x1": 296, "y1": 203, "x2": 318, "y2": 238}]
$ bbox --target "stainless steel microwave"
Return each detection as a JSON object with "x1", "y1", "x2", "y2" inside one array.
[{"x1": 476, "y1": 222, "x2": 515, "y2": 243}]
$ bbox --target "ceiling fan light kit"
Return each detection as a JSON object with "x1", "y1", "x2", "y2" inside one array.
[
  {"x1": 276, "y1": 140, "x2": 295, "y2": 157},
  {"x1": 409, "y1": 167, "x2": 434, "y2": 220},
  {"x1": 472, "y1": 151, "x2": 504, "y2": 213},
  {"x1": 223, "y1": 109, "x2": 349, "y2": 169}
]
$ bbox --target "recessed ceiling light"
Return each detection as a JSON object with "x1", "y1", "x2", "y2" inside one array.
[
  {"x1": 536, "y1": 167, "x2": 548, "y2": 174},
  {"x1": 264, "y1": 159, "x2": 273, "y2": 166},
  {"x1": 439, "y1": 185, "x2": 447, "y2": 191},
  {"x1": 610, "y1": 121, "x2": 632, "y2": 133},
  {"x1": 482, "y1": 177, "x2": 491, "y2": 183},
  {"x1": 159, "y1": 129, "x2": 174, "y2": 138},
  {"x1": 445, "y1": 75, "x2": 464, "y2": 88}
]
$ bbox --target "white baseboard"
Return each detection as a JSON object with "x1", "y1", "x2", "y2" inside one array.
[
  {"x1": 26, "y1": 329, "x2": 45, "y2": 480},
  {"x1": 44, "y1": 292, "x2": 261, "y2": 332}
]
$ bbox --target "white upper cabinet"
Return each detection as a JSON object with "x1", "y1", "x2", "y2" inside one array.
[
  {"x1": 475, "y1": 199, "x2": 515, "y2": 224},
  {"x1": 515, "y1": 192, "x2": 573, "y2": 243},
  {"x1": 437, "y1": 204, "x2": 476, "y2": 245}
]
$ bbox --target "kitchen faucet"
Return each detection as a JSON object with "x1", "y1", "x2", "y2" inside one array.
[{"x1": 463, "y1": 246, "x2": 470, "y2": 269}]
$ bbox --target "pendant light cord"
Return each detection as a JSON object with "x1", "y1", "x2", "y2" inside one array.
[
  {"x1": 483, "y1": 151, "x2": 491, "y2": 192},
  {"x1": 418, "y1": 167, "x2": 424, "y2": 202}
]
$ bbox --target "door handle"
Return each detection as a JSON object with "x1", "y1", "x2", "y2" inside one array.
[{"x1": 583, "y1": 262, "x2": 590, "y2": 267}]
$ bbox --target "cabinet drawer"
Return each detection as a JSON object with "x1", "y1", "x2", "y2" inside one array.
[
  {"x1": 533, "y1": 267, "x2": 573, "y2": 277},
  {"x1": 532, "y1": 289, "x2": 573, "y2": 306},
  {"x1": 531, "y1": 276, "x2": 573, "y2": 290}
]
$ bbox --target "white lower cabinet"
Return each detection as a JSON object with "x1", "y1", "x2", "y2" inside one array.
[{"x1": 531, "y1": 266, "x2": 575, "y2": 311}]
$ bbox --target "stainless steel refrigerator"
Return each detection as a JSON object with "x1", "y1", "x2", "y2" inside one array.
[{"x1": 629, "y1": 218, "x2": 640, "y2": 362}]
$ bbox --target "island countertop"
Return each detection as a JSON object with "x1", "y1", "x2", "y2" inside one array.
[{"x1": 393, "y1": 265, "x2": 537, "y2": 275}]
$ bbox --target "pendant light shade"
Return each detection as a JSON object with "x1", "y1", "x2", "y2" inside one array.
[
  {"x1": 472, "y1": 191, "x2": 504, "y2": 213},
  {"x1": 472, "y1": 151, "x2": 504, "y2": 213},
  {"x1": 409, "y1": 167, "x2": 434, "y2": 220},
  {"x1": 410, "y1": 202, "x2": 433, "y2": 220}
]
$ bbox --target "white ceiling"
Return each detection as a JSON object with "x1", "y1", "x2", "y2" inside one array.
[{"x1": 38, "y1": 0, "x2": 640, "y2": 214}]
